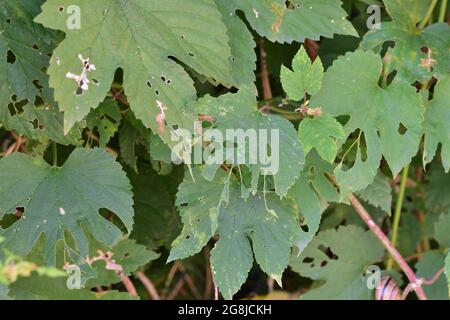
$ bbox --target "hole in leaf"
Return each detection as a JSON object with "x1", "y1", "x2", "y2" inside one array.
[
  {"x1": 302, "y1": 257, "x2": 314, "y2": 263},
  {"x1": 146, "y1": 80, "x2": 152, "y2": 88},
  {"x1": 318, "y1": 245, "x2": 339, "y2": 260},
  {"x1": 33, "y1": 80, "x2": 43, "y2": 90},
  {"x1": 398, "y1": 123, "x2": 408, "y2": 135},
  {"x1": 58, "y1": 6, "x2": 65, "y2": 12},
  {"x1": 7, "y1": 50, "x2": 16, "y2": 64},
  {"x1": 285, "y1": 1, "x2": 296, "y2": 10},
  {"x1": 300, "y1": 224, "x2": 309, "y2": 232}
]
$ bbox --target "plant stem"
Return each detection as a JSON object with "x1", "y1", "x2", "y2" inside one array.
[
  {"x1": 419, "y1": 0, "x2": 438, "y2": 30},
  {"x1": 439, "y1": 0, "x2": 448, "y2": 22},
  {"x1": 348, "y1": 194, "x2": 428, "y2": 300},
  {"x1": 52, "y1": 142, "x2": 58, "y2": 166},
  {"x1": 121, "y1": 276, "x2": 138, "y2": 297},
  {"x1": 259, "y1": 39, "x2": 273, "y2": 100},
  {"x1": 136, "y1": 271, "x2": 160, "y2": 300},
  {"x1": 387, "y1": 165, "x2": 410, "y2": 270}
]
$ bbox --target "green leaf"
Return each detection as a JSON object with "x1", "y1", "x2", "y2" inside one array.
[
  {"x1": 361, "y1": 0, "x2": 450, "y2": 83},
  {"x1": 0, "y1": 148, "x2": 134, "y2": 265},
  {"x1": 382, "y1": 0, "x2": 430, "y2": 27},
  {"x1": 290, "y1": 225, "x2": 385, "y2": 300},
  {"x1": 8, "y1": 273, "x2": 137, "y2": 300},
  {"x1": 299, "y1": 113, "x2": 345, "y2": 163},
  {"x1": 214, "y1": 0, "x2": 256, "y2": 86},
  {"x1": 0, "y1": 0, "x2": 58, "y2": 110},
  {"x1": 169, "y1": 169, "x2": 300, "y2": 299},
  {"x1": 210, "y1": 184, "x2": 299, "y2": 300},
  {"x1": 188, "y1": 88, "x2": 304, "y2": 197},
  {"x1": 86, "y1": 99, "x2": 122, "y2": 148},
  {"x1": 1, "y1": 103, "x2": 82, "y2": 146},
  {"x1": 435, "y1": 212, "x2": 450, "y2": 248},
  {"x1": 83, "y1": 237, "x2": 159, "y2": 288},
  {"x1": 423, "y1": 76, "x2": 450, "y2": 172},
  {"x1": 311, "y1": 50, "x2": 424, "y2": 194},
  {"x1": 234, "y1": 0, "x2": 357, "y2": 43},
  {"x1": 425, "y1": 167, "x2": 450, "y2": 213},
  {"x1": 416, "y1": 251, "x2": 448, "y2": 300},
  {"x1": 281, "y1": 46, "x2": 324, "y2": 100},
  {"x1": 288, "y1": 151, "x2": 339, "y2": 252},
  {"x1": 35, "y1": 0, "x2": 234, "y2": 141},
  {"x1": 356, "y1": 172, "x2": 392, "y2": 214},
  {"x1": 168, "y1": 167, "x2": 230, "y2": 262}
]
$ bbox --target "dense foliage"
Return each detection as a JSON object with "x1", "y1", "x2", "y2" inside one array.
[{"x1": 0, "y1": 0, "x2": 449, "y2": 300}]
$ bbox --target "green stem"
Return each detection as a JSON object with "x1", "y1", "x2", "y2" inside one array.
[
  {"x1": 52, "y1": 142, "x2": 58, "y2": 167},
  {"x1": 439, "y1": 0, "x2": 448, "y2": 22},
  {"x1": 387, "y1": 165, "x2": 410, "y2": 270},
  {"x1": 418, "y1": 0, "x2": 438, "y2": 30}
]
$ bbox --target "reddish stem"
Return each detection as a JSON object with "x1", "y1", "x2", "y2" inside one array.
[
  {"x1": 348, "y1": 194, "x2": 428, "y2": 300},
  {"x1": 121, "y1": 276, "x2": 138, "y2": 297},
  {"x1": 136, "y1": 271, "x2": 160, "y2": 300}
]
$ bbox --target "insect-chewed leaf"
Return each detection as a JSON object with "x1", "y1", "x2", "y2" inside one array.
[
  {"x1": 423, "y1": 76, "x2": 450, "y2": 172},
  {"x1": 169, "y1": 168, "x2": 301, "y2": 299},
  {"x1": 35, "y1": 0, "x2": 235, "y2": 142},
  {"x1": 311, "y1": 50, "x2": 424, "y2": 195},
  {"x1": 82, "y1": 237, "x2": 159, "y2": 288},
  {"x1": 361, "y1": 0, "x2": 450, "y2": 83},
  {"x1": 281, "y1": 46, "x2": 324, "y2": 100},
  {"x1": 233, "y1": 0, "x2": 357, "y2": 43},
  {"x1": 0, "y1": 148, "x2": 134, "y2": 265},
  {"x1": 290, "y1": 225, "x2": 385, "y2": 300},
  {"x1": 0, "y1": 0, "x2": 58, "y2": 110},
  {"x1": 211, "y1": 185, "x2": 300, "y2": 300},
  {"x1": 214, "y1": 0, "x2": 257, "y2": 87},
  {"x1": 187, "y1": 87, "x2": 304, "y2": 198},
  {"x1": 288, "y1": 152, "x2": 339, "y2": 252},
  {"x1": 168, "y1": 167, "x2": 230, "y2": 262}
]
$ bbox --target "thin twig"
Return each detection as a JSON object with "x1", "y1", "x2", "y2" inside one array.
[
  {"x1": 122, "y1": 276, "x2": 138, "y2": 297},
  {"x1": 162, "y1": 262, "x2": 180, "y2": 299},
  {"x1": 422, "y1": 267, "x2": 445, "y2": 285},
  {"x1": 348, "y1": 194, "x2": 428, "y2": 300},
  {"x1": 167, "y1": 277, "x2": 185, "y2": 300},
  {"x1": 177, "y1": 262, "x2": 202, "y2": 299},
  {"x1": 136, "y1": 271, "x2": 160, "y2": 300},
  {"x1": 204, "y1": 249, "x2": 214, "y2": 299},
  {"x1": 259, "y1": 39, "x2": 273, "y2": 100}
]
